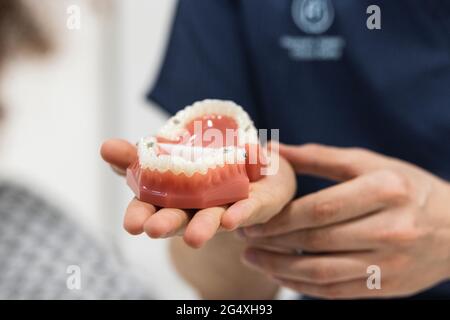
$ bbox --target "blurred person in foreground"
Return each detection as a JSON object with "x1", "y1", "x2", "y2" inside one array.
[
  {"x1": 102, "y1": 0, "x2": 450, "y2": 299},
  {"x1": 0, "y1": 0, "x2": 150, "y2": 299}
]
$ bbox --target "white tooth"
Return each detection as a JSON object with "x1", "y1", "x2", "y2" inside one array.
[
  {"x1": 139, "y1": 99, "x2": 258, "y2": 175},
  {"x1": 197, "y1": 163, "x2": 208, "y2": 175},
  {"x1": 156, "y1": 155, "x2": 167, "y2": 172},
  {"x1": 138, "y1": 139, "x2": 248, "y2": 176},
  {"x1": 186, "y1": 162, "x2": 195, "y2": 177},
  {"x1": 204, "y1": 155, "x2": 215, "y2": 168},
  {"x1": 216, "y1": 152, "x2": 225, "y2": 167},
  {"x1": 157, "y1": 99, "x2": 258, "y2": 145}
]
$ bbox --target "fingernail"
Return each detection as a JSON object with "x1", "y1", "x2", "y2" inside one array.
[
  {"x1": 243, "y1": 250, "x2": 259, "y2": 266},
  {"x1": 159, "y1": 232, "x2": 171, "y2": 239}
]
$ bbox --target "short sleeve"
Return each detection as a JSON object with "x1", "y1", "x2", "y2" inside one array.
[{"x1": 147, "y1": 0, "x2": 263, "y2": 127}]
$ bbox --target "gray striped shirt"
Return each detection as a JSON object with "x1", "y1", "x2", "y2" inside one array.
[{"x1": 0, "y1": 182, "x2": 151, "y2": 299}]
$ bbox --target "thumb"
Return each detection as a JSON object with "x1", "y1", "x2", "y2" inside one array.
[
  {"x1": 277, "y1": 143, "x2": 385, "y2": 181},
  {"x1": 100, "y1": 139, "x2": 137, "y2": 175}
]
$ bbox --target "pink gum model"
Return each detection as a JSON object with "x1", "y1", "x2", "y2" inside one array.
[{"x1": 127, "y1": 100, "x2": 266, "y2": 209}]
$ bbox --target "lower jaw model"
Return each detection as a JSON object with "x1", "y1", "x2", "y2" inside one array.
[{"x1": 127, "y1": 99, "x2": 265, "y2": 209}]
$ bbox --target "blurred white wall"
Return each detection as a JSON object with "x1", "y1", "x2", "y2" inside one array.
[
  {"x1": 0, "y1": 0, "x2": 104, "y2": 232},
  {"x1": 0, "y1": 0, "x2": 195, "y2": 299},
  {"x1": 112, "y1": 0, "x2": 197, "y2": 299}
]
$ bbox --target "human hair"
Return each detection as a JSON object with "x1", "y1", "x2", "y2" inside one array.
[{"x1": 0, "y1": 0, "x2": 51, "y2": 118}]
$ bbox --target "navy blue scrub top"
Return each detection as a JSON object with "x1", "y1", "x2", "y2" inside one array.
[{"x1": 147, "y1": 0, "x2": 450, "y2": 299}]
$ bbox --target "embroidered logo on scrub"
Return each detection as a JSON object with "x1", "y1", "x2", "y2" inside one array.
[
  {"x1": 280, "y1": 0, "x2": 345, "y2": 60},
  {"x1": 292, "y1": 0, "x2": 334, "y2": 34}
]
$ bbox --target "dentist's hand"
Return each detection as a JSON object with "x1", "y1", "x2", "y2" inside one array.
[
  {"x1": 100, "y1": 139, "x2": 296, "y2": 248},
  {"x1": 241, "y1": 143, "x2": 450, "y2": 299}
]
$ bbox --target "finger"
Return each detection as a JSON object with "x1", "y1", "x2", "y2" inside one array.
[
  {"x1": 244, "y1": 169, "x2": 402, "y2": 237},
  {"x1": 111, "y1": 165, "x2": 126, "y2": 176},
  {"x1": 221, "y1": 157, "x2": 296, "y2": 230},
  {"x1": 274, "y1": 277, "x2": 386, "y2": 299},
  {"x1": 124, "y1": 198, "x2": 156, "y2": 235},
  {"x1": 278, "y1": 143, "x2": 390, "y2": 181},
  {"x1": 143, "y1": 208, "x2": 190, "y2": 238},
  {"x1": 100, "y1": 139, "x2": 137, "y2": 173},
  {"x1": 221, "y1": 195, "x2": 263, "y2": 231},
  {"x1": 242, "y1": 248, "x2": 370, "y2": 285},
  {"x1": 184, "y1": 207, "x2": 226, "y2": 248},
  {"x1": 245, "y1": 219, "x2": 377, "y2": 252},
  {"x1": 250, "y1": 206, "x2": 411, "y2": 253}
]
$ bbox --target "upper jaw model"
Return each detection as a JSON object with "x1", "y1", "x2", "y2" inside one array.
[{"x1": 127, "y1": 99, "x2": 266, "y2": 209}]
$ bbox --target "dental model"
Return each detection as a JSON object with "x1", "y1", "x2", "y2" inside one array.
[{"x1": 127, "y1": 99, "x2": 265, "y2": 208}]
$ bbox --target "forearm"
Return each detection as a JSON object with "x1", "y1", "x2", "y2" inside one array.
[
  {"x1": 440, "y1": 179, "x2": 450, "y2": 279},
  {"x1": 170, "y1": 232, "x2": 279, "y2": 299}
]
